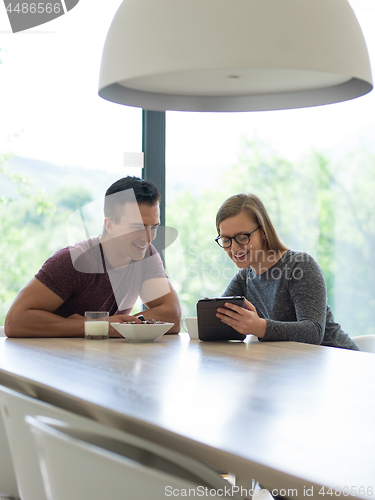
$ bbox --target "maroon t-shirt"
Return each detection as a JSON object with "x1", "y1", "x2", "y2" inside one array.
[{"x1": 35, "y1": 237, "x2": 167, "y2": 317}]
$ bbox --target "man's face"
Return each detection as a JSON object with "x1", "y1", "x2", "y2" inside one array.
[{"x1": 108, "y1": 202, "x2": 160, "y2": 263}]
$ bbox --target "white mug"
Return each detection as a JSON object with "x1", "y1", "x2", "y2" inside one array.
[{"x1": 181, "y1": 317, "x2": 199, "y2": 339}]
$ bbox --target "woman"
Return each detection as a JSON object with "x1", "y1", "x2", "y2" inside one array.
[{"x1": 215, "y1": 193, "x2": 360, "y2": 350}]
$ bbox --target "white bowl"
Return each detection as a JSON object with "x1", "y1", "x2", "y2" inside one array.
[{"x1": 111, "y1": 322, "x2": 173, "y2": 343}]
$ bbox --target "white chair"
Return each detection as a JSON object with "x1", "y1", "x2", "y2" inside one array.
[
  {"x1": 353, "y1": 334, "x2": 375, "y2": 353},
  {"x1": 27, "y1": 415, "x2": 239, "y2": 500},
  {"x1": 0, "y1": 386, "x2": 243, "y2": 500},
  {"x1": 0, "y1": 390, "x2": 20, "y2": 500}
]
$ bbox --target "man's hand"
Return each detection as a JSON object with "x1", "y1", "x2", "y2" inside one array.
[
  {"x1": 67, "y1": 314, "x2": 84, "y2": 320},
  {"x1": 67, "y1": 313, "x2": 142, "y2": 338},
  {"x1": 108, "y1": 314, "x2": 142, "y2": 337},
  {"x1": 140, "y1": 279, "x2": 181, "y2": 333}
]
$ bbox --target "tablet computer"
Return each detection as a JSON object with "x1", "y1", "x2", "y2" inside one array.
[{"x1": 196, "y1": 296, "x2": 246, "y2": 341}]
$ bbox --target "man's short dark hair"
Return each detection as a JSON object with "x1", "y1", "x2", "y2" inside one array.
[{"x1": 104, "y1": 176, "x2": 161, "y2": 222}]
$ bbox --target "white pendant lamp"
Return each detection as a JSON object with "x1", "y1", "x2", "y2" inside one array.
[{"x1": 98, "y1": 0, "x2": 373, "y2": 112}]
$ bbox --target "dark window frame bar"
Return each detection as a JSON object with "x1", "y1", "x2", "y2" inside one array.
[{"x1": 142, "y1": 109, "x2": 166, "y2": 264}]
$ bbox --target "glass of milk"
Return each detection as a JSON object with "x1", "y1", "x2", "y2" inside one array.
[{"x1": 84, "y1": 311, "x2": 109, "y2": 340}]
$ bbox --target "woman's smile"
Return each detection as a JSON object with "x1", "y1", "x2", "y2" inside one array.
[{"x1": 231, "y1": 249, "x2": 248, "y2": 261}]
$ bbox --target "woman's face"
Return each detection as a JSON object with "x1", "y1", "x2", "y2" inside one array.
[{"x1": 218, "y1": 211, "x2": 266, "y2": 269}]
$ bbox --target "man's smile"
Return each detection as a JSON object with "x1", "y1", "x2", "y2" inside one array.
[{"x1": 134, "y1": 242, "x2": 149, "y2": 250}]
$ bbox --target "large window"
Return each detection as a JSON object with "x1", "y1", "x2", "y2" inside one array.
[
  {"x1": 165, "y1": 0, "x2": 375, "y2": 337},
  {"x1": 1, "y1": 0, "x2": 375, "y2": 338},
  {"x1": 0, "y1": 0, "x2": 141, "y2": 322}
]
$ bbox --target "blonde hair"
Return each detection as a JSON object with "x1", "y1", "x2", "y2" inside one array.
[{"x1": 216, "y1": 193, "x2": 288, "y2": 252}]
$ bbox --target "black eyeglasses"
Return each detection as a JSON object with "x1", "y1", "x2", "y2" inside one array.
[{"x1": 215, "y1": 226, "x2": 261, "y2": 248}]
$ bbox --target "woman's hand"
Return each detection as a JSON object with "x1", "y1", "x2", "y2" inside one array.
[{"x1": 216, "y1": 298, "x2": 267, "y2": 338}]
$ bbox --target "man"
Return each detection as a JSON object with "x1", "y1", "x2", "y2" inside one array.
[{"x1": 5, "y1": 176, "x2": 181, "y2": 337}]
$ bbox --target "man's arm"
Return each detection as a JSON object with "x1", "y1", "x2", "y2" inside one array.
[
  {"x1": 5, "y1": 278, "x2": 138, "y2": 338},
  {"x1": 5, "y1": 278, "x2": 85, "y2": 338},
  {"x1": 138, "y1": 278, "x2": 181, "y2": 333}
]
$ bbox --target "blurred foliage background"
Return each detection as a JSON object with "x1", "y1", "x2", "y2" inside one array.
[
  {"x1": 166, "y1": 138, "x2": 375, "y2": 336},
  {"x1": 1, "y1": 138, "x2": 375, "y2": 336}
]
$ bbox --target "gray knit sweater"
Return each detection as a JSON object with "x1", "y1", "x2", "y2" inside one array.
[{"x1": 223, "y1": 249, "x2": 360, "y2": 350}]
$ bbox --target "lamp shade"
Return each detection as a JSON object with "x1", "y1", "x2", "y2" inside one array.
[{"x1": 98, "y1": 0, "x2": 373, "y2": 112}]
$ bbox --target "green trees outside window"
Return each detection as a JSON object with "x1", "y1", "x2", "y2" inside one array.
[{"x1": 167, "y1": 139, "x2": 375, "y2": 336}]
